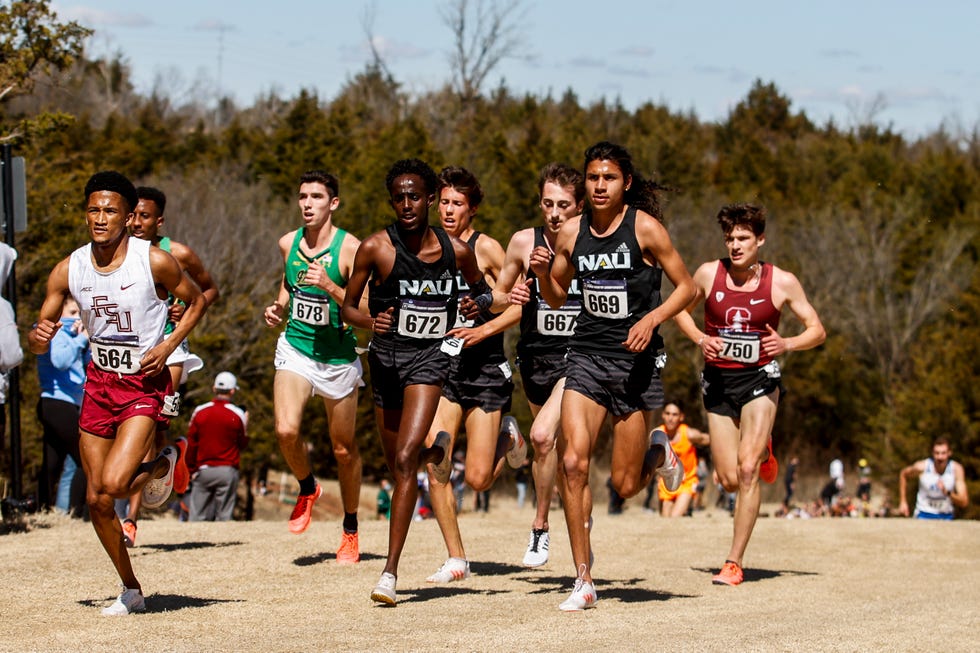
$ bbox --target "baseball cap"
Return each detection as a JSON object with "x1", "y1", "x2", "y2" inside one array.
[{"x1": 214, "y1": 371, "x2": 238, "y2": 391}]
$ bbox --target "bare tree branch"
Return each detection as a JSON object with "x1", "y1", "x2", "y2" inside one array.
[{"x1": 440, "y1": 0, "x2": 526, "y2": 101}]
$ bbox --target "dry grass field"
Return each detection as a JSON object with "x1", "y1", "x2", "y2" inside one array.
[{"x1": 1, "y1": 480, "x2": 977, "y2": 653}]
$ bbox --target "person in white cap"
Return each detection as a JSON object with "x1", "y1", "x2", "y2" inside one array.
[{"x1": 185, "y1": 371, "x2": 248, "y2": 521}]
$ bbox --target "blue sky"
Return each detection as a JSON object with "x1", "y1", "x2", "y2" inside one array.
[{"x1": 54, "y1": 0, "x2": 980, "y2": 139}]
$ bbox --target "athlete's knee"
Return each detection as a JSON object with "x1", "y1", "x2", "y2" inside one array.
[
  {"x1": 332, "y1": 440, "x2": 359, "y2": 467},
  {"x1": 529, "y1": 423, "x2": 555, "y2": 456},
  {"x1": 561, "y1": 452, "x2": 589, "y2": 486},
  {"x1": 465, "y1": 467, "x2": 494, "y2": 492},
  {"x1": 739, "y1": 457, "x2": 762, "y2": 487},
  {"x1": 274, "y1": 422, "x2": 301, "y2": 445},
  {"x1": 717, "y1": 470, "x2": 739, "y2": 493},
  {"x1": 393, "y1": 447, "x2": 421, "y2": 479},
  {"x1": 613, "y1": 473, "x2": 642, "y2": 499}
]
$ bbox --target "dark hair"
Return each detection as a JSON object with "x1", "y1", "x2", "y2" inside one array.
[
  {"x1": 716, "y1": 203, "x2": 766, "y2": 236},
  {"x1": 437, "y1": 166, "x2": 484, "y2": 208},
  {"x1": 85, "y1": 171, "x2": 138, "y2": 212},
  {"x1": 933, "y1": 436, "x2": 950, "y2": 449},
  {"x1": 538, "y1": 162, "x2": 585, "y2": 204},
  {"x1": 663, "y1": 399, "x2": 685, "y2": 413},
  {"x1": 386, "y1": 158, "x2": 438, "y2": 195},
  {"x1": 136, "y1": 186, "x2": 167, "y2": 214},
  {"x1": 299, "y1": 170, "x2": 340, "y2": 198},
  {"x1": 583, "y1": 141, "x2": 667, "y2": 221}
]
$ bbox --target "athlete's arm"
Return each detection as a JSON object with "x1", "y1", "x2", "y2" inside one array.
[
  {"x1": 532, "y1": 218, "x2": 576, "y2": 309},
  {"x1": 264, "y1": 232, "x2": 294, "y2": 328},
  {"x1": 493, "y1": 228, "x2": 532, "y2": 310},
  {"x1": 673, "y1": 262, "x2": 717, "y2": 359},
  {"x1": 341, "y1": 234, "x2": 392, "y2": 333},
  {"x1": 143, "y1": 247, "x2": 205, "y2": 376},
  {"x1": 762, "y1": 267, "x2": 826, "y2": 357},
  {"x1": 687, "y1": 427, "x2": 710, "y2": 447},
  {"x1": 170, "y1": 240, "x2": 220, "y2": 308},
  {"x1": 624, "y1": 212, "x2": 696, "y2": 353},
  {"x1": 897, "y1": 460, "x2": 926, "y2": 516},
  {"x1": 949, "y1": 461, "x2": 969, "y2": 509},
  {"x1": 337, "y1": 231, "x2": 371, "y2": 313},
  {"x1": 27, "y1": 258, "x2": 71, "y2": 355}
]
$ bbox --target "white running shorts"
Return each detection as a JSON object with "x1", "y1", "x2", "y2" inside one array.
[{"x1": 274, "y1": 333, "x2": 364, "y2": 399}]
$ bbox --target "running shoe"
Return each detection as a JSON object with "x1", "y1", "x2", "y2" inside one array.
[
  {"x1": 712, "y1": 560, "x2": 744, "y2": 586},
  {"x1": 336, "y1": 531, "x2": 360, "y2": 564},
  {"x1": 288, "y1": 484, "x2": 322, "y2": 534},
  {"x1": 371, "y1": 572, "x2": 397, "y2": 605},
  {"x1": 173, "y1": 437, "x2": 190, "y2": 494},
  {"x1": 558, "y1": 577, "x2": 597, "y2": 611},
  {"x1": 759, "y1": 438, "x2": 779, "y2": 484},
  {"x1": 141, "y1": 446, "x2": 178, "y2": 509},
  {"x1": 502, "y1": 416, "x2": 527, "y2": 469},
  {"x1": 101, "y1": 587, "x2": 145, "y2": 616},
  {"x1": 649, "y1": 429, "x2": 683, "y2": 492},
  {"x1": 426, "y1": 557, "x2": 470, "y2": 583},
  {"x1": 430, "y1": 431, "x2": 452, "y2": 484},
  {"x1": 121, "y1": 519, "x2": 138, "y2": 548},
  {"x1": 522, "y1": 528, "x2": 550, "y2": 567}
]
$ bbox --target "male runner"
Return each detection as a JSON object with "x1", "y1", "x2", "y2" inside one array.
[
  {"x1": 898, "y1": 437, "x2": 969, "y2": 519},
  {"x1": 652, "y1": 401, "x2": 710, "y2": 518}
]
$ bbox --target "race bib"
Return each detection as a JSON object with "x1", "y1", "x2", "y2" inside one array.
[
  {"x1": 718, "y1": 331, "x2": 761, "y2": 364},
  {"x1": 583, "y1": 279, "x2": 627, "y2": 319},
  {"x1": 91, "y1": 335, "x2": 141, "y2": 374},
  {"x1": 536, "y1": 299, "x2": 580, "y2": 336},
  {"x1": 291, "y1": 290, "x2": 331, "y2": 326},
  {"x1": 455, "y1": 307, "x2": 475, "y2": 329},
  {"x1": 398, "y1": 299, "x2": 450, "y2": 339}
]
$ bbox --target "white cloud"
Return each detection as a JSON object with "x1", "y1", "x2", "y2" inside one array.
[{"x1": 57, "y1": 6, "x2": 153, "y2": 28}]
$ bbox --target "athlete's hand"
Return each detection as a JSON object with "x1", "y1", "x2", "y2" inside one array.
[
  {"x1": 30, "y1": 319, "x2": 60, "y2": 349},
  {"x1": 303, "y1": 263, "x2": 335, "y2": 293},
  {"x1": 448, "y1": 325, "x2": 486, "y2": 347},
  {"x1": 622, "y1": 315, "x2": 657, "y2": 353},
  {"x1": 264, "y1": 302, "x2": 284, "y2": 327},
  {"x1": 168, "y1": 302, "x2": 186, "y2": 324},
  {"x1": 528, "y1": 246, "x2": 553, "y2": 279},
  {"x1": 373, "y1": 307, "x2": 395, "y2": 334},
  {"x1": 897, "y1": 500, "x2": 910, "y2": 517},
  {"x1": 459, "y1": 295, "x2": 485, "y2": 321},
  {"x1": 140, "y1": 344, "x2": 170, "y2": 377},
  {"x1": 510, "y1": 279, "x2": 533, "y2": 306},
  {"x1": 761, "y1": 324, "x2": 788, "y2": 356}
]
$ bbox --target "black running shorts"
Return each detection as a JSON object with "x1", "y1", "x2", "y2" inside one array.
[
  {"x1": 700, "y1": 361, "x2": 784, "y2": 418},
  {"x1": 517, "y1": 351, "x2": 567, "y2": 407},
  {"x1": 368, "y1": 338, "x2": 449, "y2": 410},
  {"x1": 563, "y1": 349, "x2": 664, "y2": 417},
  {"x1": 442, "y1": 351, "x2": 514, "y2": 412}
]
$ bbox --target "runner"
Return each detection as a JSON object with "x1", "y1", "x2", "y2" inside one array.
[
  {"x1": 497, "y1": 162, "x2": 585, "y2": 566},
  {"x1": 28, "y1": 171, "x2": 206, "y2": 615},
  {"x1": 898, "y1": 437, "x2": 969, "y2": 519},
  {"x1": 424, "y1": 165, "x2": 527, "y2": 584},
  {"x1": 531, "y1": 142, "x2": 696, "y2": 610},
  {"x1": 674, "y1": 202, "x2": 826, "y2": 586},
  {"x1": 341, "y1": 158, "x2": 491, "y2": 605},
  {"x1": 117, "y1": 185, "x2": 220, "y2": 546},
  {"x1": 653, "y1": 401, "x2": 710, "y2": 518},
  {"x1": 262, "y1": 170, "x2": 365, "y2": 563}
]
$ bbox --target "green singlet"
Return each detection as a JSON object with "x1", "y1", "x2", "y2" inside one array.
[{"x1": 283, "y1": 227, "x2": 357, "y2": 364}]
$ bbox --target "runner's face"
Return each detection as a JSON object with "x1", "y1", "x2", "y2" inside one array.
[
  {"x1": 539, "y1": 181, "x2": 581, "y2": 235},
  {"x1": 438, "y1": 187, "x2": 476, "y2": 237},
  {"x1": 86, "y1": 191, "x2": 133, "y2": 245},
  {"x1": 298, "y1": 182, "x2": 339, "y2": 228},
  {"x1": 724, "y1": 225, "x2": 764, "y2": 269},
  {"x1": 389, "y1": 174, "x2": 432, "y2": 232},
  {"x1": 932, "y1": 444, "x2": 951, "y2": 466},
  {"x1": 131, "y1": 198, "x2": 163, "y2": 240},
  {"x1": 585, "y1": 159, "x2": 630, "y2": 211},
  {"x1": 661, "y1": 403, "x2": 683, "y2": 431}
]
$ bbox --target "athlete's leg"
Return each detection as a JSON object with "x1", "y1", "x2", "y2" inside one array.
[
  {"x1": 380, "y1": 384, "x2": 445, "y2": 577},
  {"x1": 528, "y1": 378, "x2": 564, "y2": 532},
  {"x1": 462, "y1": 407, "x2": 505, "y2": 491},
  {"x1": 558, "y1": 390, "x2": 606, "y2": 583},
  {"x1": 80, "y1": 417, "x2": 157, "y2": 591},
  {"x1": 273, "y1": 370, "x2": 315, "y2": 482},
  {"x1": 608, "y1": 409, "x2": 655, "y2": 498},
  {"x1": 322, "y1": 389, "x2": 361, "y2": 515},
  {"x1": 426, "y1": 397, "x2": 465, "y2": 559},
  {"x1": 726, "y1": 391, "x2": 779, "y2": 566},
  {"x1": 666, "y1": 492, "x2": 694, "y2": 517}
]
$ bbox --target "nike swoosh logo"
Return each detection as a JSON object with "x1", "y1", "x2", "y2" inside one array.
[
  {"x1": 133, "y1": 403, "x2": 153, "y2": 410},
  {"x1": 752, "y1": 388, "x2": 766, "y2": 396},
  {"x1": 749, "y1": 299, "x2": 765, "y2": 305},
  {"x1": 121, "y1": 283, "x2": 136, "y2": 290}
]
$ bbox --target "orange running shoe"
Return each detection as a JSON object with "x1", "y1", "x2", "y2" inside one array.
[
  {"x1": 288, "y1": 484, "x2": 322, "y2": 534},
  {"x1": 336, "y1": 531, "x2": 360, "y2": 564},
  {"x1": 759, "y1": 438, "x2": 779, "y2": 484},
  {"x1": 121, "y1": 519, "x2": 138, "y2": 548},
  {"x1": 712, "y1": 560, "x2": 744, "y2": 586},
  {"x1": 173, "y1": 437, "x2": 190, "y2": 494}
]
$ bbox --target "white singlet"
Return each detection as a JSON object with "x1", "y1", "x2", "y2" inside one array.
[{"x1": 914, "y1": 458, "x2": 956, "y2": 517}]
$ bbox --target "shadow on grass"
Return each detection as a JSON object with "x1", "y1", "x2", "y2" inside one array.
[
  {"x1": 515, "y1": 573, "x2": 698, "y2": 603},
  {"x1": 691, "y1": 566, "x2": 818, "y2": 582},
  {"x1": 396, "y1": 585, "x2": 509, "y2": 604},
  {"x1": 294, "y1": 551, "x2": 385, "y2": 566},
  {"x1": 138, "y1": 540, "x2": 245, "y2": 553},
  {"x1": 80, "y1": 593, "x2": 245, "y2": 612}
]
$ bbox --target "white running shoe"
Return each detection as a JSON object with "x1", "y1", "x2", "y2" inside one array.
[
  {"x1": 558, "y1": 577, "x2": 597, "y2": 612},
  {"x1": 101, "y1": 587, "x2": 145, "y2": 616},
  {"x1": 426, "y1": 557, "x2": 470, "y2": 583},
  {"x1": 141, "y1": 446, "x2": 178, "y2": 509},
  {"x1": 371, "y1": 572, "x2": 397, "y2": 605},
  {"x1": 430, "y1": 431, "x2": 452, "y2": 484},
  {"x1": 502, "y1": 416, "x2": 527, "y2": 469},
  {"x1": 650, "y1": 429, "x2": 683, "y2": 492},
  {"x1": 523, "y1": 528, "x2": 550, "y2": 567}
]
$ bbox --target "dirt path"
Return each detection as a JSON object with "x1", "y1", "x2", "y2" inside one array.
[{"x1": 1, "y1": 490, "x2": 977, "y2": 652}]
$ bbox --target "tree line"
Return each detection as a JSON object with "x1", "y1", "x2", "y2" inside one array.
[{"x1": 2, "y1": 2, "x2": 978, "y2": 517}]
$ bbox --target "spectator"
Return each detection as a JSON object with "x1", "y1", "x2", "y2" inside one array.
[
  {"x1": 820, "y1": 458, "x2": 844, "y2": 509},
  {"x1": 0, "y1": 241, "x2": 22, "y2": 455},
  {"x1": 185, "y1": 371, "x2": 248, "y2": 521},
  {"x1": 377, "y1": 479, "x2": 392, "y2": 520}
]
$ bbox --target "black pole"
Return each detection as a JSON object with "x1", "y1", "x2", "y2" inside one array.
[{"x1": 2, "y1": 143, "x2": 22, "y2": 500}]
